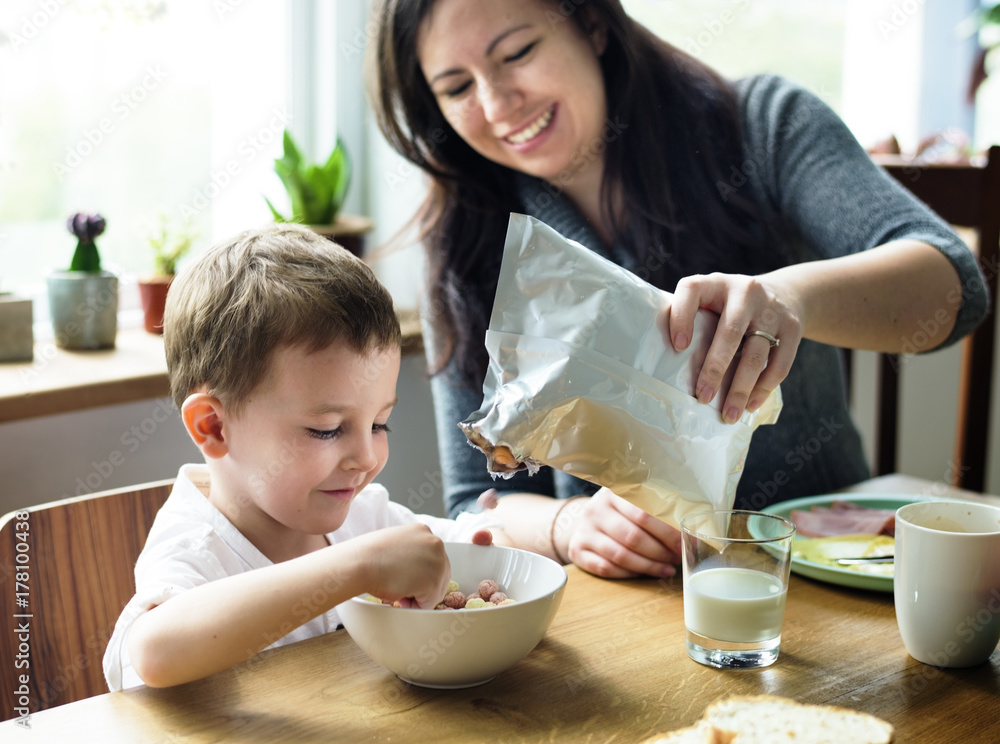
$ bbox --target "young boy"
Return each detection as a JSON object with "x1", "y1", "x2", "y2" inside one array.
[{"x1": 103, "y1": 224, "x2": 508, "y2": 691}]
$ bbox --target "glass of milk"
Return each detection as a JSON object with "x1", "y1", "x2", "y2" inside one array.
[{"x1": 681, "y1": 510, "x2": 796, "y2": 669}]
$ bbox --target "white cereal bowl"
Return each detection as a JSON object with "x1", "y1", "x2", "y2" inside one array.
[{"x1": 337, "y1": 542, "x2": 567, "y2": 689}]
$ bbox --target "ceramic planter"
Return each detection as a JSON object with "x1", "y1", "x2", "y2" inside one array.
[
  {"x1": 47, "y1": 270, "x2": 118, "y2": 349},
  {"x1": 138, "y1": 276, "x2": 172, "y2": 335},
  {"x1": 0, "y1": 293, "x2": 33, "y2": 362}
]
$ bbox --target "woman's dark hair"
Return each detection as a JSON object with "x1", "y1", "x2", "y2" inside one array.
[{"x1": 366, "y1": 0, "x2": 770, "y2": 386}]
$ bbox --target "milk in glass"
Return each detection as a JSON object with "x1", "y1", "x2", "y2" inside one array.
[{"x1": 684, "y1": 567, "x2": 787, "y2": 643}]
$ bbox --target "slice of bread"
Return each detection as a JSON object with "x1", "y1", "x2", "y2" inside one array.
[
  {"x1": 647, "y1": 721, "x2": 728, "y2": 744},
  {"x1": 645, "y1": 695, "x2": 893, "y2": 744},
  {"x1": 705, "y1": 695, "x2": 894, "y2": 743}
]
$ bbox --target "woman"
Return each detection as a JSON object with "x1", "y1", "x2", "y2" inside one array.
[{"x1": 366, "y1": 0, "x2": 987, "y2": 579}]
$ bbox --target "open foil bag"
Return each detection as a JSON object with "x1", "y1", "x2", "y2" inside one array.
[{"x1": 459, "y1": 214, "x2": 783, "y2": 530}]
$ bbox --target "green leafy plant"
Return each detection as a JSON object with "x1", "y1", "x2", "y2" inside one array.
[
  {"x1": 147, "y1": 213, "x2": 197, "y2": 276},
  {"x1": 66, "y1": 212, "x2": 106, "y2": 272},
  {"x1": 265, "y1": 130, "x2": 351, "y2": 225}
]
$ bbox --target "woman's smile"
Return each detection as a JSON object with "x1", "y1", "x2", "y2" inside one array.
[{"x1": 504, "y1": 104, "x2": 556, "y2": 146}]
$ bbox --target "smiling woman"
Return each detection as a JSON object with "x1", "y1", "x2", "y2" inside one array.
[{"x1": 366, "y1": 0, "x2": 988, "y2": 583}]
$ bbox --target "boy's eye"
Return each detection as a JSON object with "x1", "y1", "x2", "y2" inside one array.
[
  {"x1": 504, "y1": 42, "x2": 535, "y2": 63},
  {"x1": 307, "y1": 423, "x2": 390, "y2": 440}
]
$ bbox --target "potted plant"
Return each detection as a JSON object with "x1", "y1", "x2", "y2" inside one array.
[
  {"x1": 139, "y1": 213, "x2": 197, "y2": 334},
  {"x1": 265, "y1": 130, "x2": 373, "y2": 257},
  {"x1": 0, "y1": 279, "x2": 33, "y2": 362},
  {"x1": 47, "y1": 212, "x2": 118, "y2": 349}
]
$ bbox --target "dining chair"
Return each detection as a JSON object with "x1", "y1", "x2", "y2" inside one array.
[
  {"x1": 860, "y1": 145, "x2": 1000, "y2": 491},
  {"x1": 0, "y1": 479, "x2": 173, "y2": 722}
]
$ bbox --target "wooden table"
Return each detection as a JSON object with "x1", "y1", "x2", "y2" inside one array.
[{"x1": 5, "y1": 537, "x2": 997, "y2": 742}]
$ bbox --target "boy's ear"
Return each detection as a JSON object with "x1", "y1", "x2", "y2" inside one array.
[{"x1": 181, "y1": 393, "x2": 228, "y2": 460}]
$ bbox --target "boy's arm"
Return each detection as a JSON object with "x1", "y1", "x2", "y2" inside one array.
[{"x1": 126, "y1": 524, "x2": 449, "y2": 688}]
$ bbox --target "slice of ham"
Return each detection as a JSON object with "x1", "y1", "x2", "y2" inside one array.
[{"x1": 790, "y1": 501, "x2": 896, "y2": 538}]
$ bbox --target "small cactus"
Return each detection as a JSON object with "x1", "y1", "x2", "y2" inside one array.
[{"x1": 66, "y1": 212, "x2": 106, "y2": 272}]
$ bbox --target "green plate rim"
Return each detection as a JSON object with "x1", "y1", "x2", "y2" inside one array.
[{"x1": 761, "y1": 493, "x2": 932, "y2": 593}]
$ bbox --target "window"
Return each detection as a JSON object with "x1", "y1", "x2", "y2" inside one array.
[
  {"x1": 621, "y1": 0, "x2": 846, "y2": 109},
  {"x1": 622, "y1": 1, "x2": 992, "y2": 152},
  {"x1": 0, "y1": 0, "x2": 291, "y2": 323}
]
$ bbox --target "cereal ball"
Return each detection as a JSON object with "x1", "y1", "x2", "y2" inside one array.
[
  {"x1": 464, "y1": 597, "x2": 490, "y2": 609},
  {"x1": 498, "y1": 599, "x2": 517, "y2": 605},
  {"x1": 361, "y1": 594, "x2": 383, "y2": 604},
  {"x1": 493, "y1": 446, "x2": 517, "y2": 467},
  {"x1": 434, "y1": 603, "x2": 449, "y2": 610},
  {"x1": 443, "y1": 591, "x2": 467, "y2": 609},
  {"x1": 478, "y1": 580, "x2": 500, "y2": 601},
  {"x1": 465, "y1": 592, "x2": 481, "y2": 604},
  {"x1": 447, "y1": 579, "x2": 460, "y2": 594},
  {"x1": 489, "y1": 592, "x2": 508, "y2": 605}
]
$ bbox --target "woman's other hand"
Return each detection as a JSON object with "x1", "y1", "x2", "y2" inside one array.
[{"x1": 564, "y1": 488, "x2": 681, "y2": 579}]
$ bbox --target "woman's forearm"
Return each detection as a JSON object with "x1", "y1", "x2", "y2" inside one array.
[
  {"x1": 766, "y1": 240, "x2": 964, "y2": 353},
  {"x1": 487, "y1": 493, "x2": 579, "y2": 561}
]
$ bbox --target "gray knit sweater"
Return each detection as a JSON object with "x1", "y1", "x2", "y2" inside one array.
[{"x1": 429, "y1": 74, "x2": 988, "y2": 517}]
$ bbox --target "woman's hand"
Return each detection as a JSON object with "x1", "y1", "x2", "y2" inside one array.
[
  {"x1": 659, "y1": 273, "x2": 803, "y2": 423},
  {"x1": 565, "y1": 488, "x2": 681, "y2": 579}
]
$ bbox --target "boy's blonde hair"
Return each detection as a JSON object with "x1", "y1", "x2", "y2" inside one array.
[{"x1": 164, "y1": 223, "x2": 401, "y2": 415}]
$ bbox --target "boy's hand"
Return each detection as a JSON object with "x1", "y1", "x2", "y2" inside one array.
[{"x1": 361, "y1": 524, "x2": 451, "y2": 609}]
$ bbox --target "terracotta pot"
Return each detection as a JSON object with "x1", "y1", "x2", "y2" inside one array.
[
  {"x1": 47, "y1": 270, "x2": 118, "y2": 349},
  {"x1": 138, "y1": 276, "x2": 172, "y2": 335},
  {"x1": 308, "y1": 214, "x2": 374, "y2": 258}
]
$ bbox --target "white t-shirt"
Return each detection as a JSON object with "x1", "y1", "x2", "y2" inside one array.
[{"x1": 103, "y1": 463, "x2": 503, "y2": 691}]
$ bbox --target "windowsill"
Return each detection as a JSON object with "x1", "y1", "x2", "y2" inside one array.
[{"x1": 0, "y1": 310, "x2": 423, "y2": 424}]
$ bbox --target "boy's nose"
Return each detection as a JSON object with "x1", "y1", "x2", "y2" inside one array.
[{"x1": 345, "y1": 433, "x2": 379, "y2": 472}]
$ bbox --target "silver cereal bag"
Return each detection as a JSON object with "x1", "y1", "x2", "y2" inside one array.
[{"x1": 459, "y1": 214, "x2": 782, "y2": 530}]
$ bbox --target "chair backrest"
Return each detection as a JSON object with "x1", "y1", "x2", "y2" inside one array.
[
  {"x1": 0, "y1": 480, "x2": 173, "y2": 722},
  {"x1": 866, "y1": 145, "x2": 1000, "y2": 491}
]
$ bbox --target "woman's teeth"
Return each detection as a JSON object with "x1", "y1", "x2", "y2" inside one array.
[{"x1": 506, "y1": 106, "x2": 554, "y2": 144}]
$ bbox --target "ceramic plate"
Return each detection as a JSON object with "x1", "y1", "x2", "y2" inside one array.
[{"x1": 762, "y1": 493, "x2": 926, "y2": 593}]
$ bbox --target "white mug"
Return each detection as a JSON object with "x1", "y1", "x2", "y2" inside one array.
[{"x1": 894, "y1": 500, "x2": 1000, "y2": 667}]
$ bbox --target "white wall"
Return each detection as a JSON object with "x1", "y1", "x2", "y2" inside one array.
[
  {"x1": 0, "y1": 395, "x2": 196, "y2": 517},
  {"x1": 850, "y1": 344, "x2": 1000, "y2": 493}
]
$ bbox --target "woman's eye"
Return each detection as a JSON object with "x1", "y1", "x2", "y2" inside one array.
[
  {"x1": 505, "y1": 42, "x2": 535, "y2": 63},
  {"x1": 373, "y1": 423, "x2": 392, "y2": 435},
  {"x1": 444, "y1": 80, "x2": 471, "y2": 98},
  {"x1": 308, "y1": 428, "x2": 341, "y2": 440}
]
